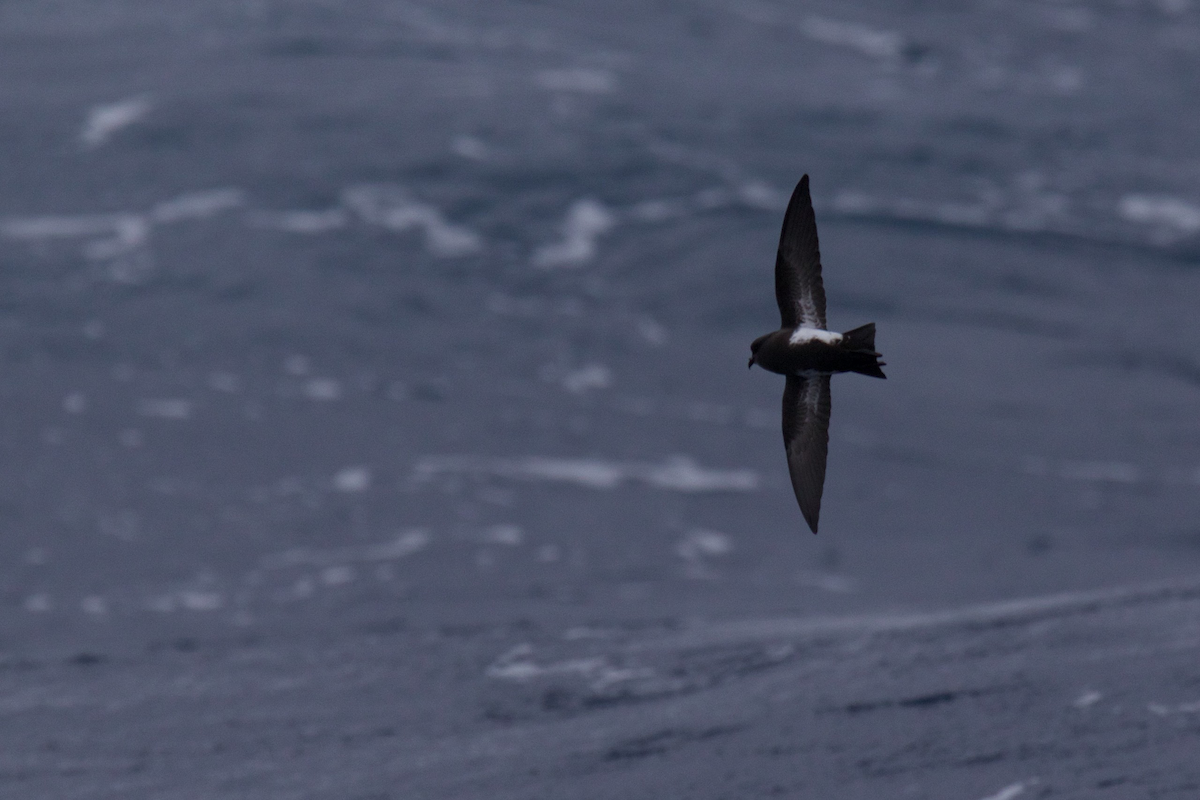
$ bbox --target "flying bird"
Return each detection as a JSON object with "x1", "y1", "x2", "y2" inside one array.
[{"x1": 747, "y1": 175, "x2": 886, "y2": 533}]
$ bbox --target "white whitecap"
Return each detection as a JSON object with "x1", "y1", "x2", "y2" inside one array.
[
  {"x1": 207, "y1": 372, "x2": 241, "y2": 393},
  {"x1": 248, "y1": 208, "x2": 348, "y2": 234},
  {"x1": 63, "y1": 391, "x2": 87, "y2": 414},
  {"x1": 151, "y1": 188, "x2": 245, "y2": 223},
  {"x1": 802, "y1": 17, "x2": 904, "y2": 60},
  {"x1": 304, "y1": 378, "x2": 342, "y2": 401},
  {"x1": 1, "y1": 213, "x2": 128, "y2": 240},
  {"x1": 81, "y1": 595, "x2": 108, "y2": 615},
  {"x1": 342, "y1": 184, "x2": 481, "y2": 257},
  {"x1": 485, "y1": 644, "x2": 651, "y2": 690},
  {"x1": 413, "y1": 455, "x2": 759, "y2": 493},
  {"x1": 636, "y1": 318, "x2": 668, "y2": 346},
  {"x1": 535, "y1": 68, "x2": 616, "y2": 94},
  {"x1": 641, "y1": 456, "x2": 759, "y2": 492},
  {"x1": 80, "y1": 95, "x2": 152, "y2": 149},
  {"x1": 24, "y1": 593, "x2": 52, "y2": 613},
  {"x1": 333, "y1": 466, "x2": 372, "y2": 493},
  {"x1": 450, "y1": 134, "x2": 489, "y2": 160},
  {"x1": 738, "y1": 181, "x2": 787, "y2": 210},
  {"x1": 976, "y1": 781, "x2": 1032, "y2": 800},
  {"x1": 320, "y1": 565, "x2": 356, "y2": 586},
  {"x1": 795, "y1": 571, "x2": 857, "y2": 594},
  {"x1": 561, "y1": 364, "x2": 612, "y2": 394},
  {"x1": 481, "y1": 524, "x2": 524, "y2": 546},
  {"x1": 532, "y1": 198, "x2": 615, "y2": 268},
  {"x1": 1119, "y1": 194, "x2": 1200, "y2": 238},
  {"x1": 179, "y1": 589, "x2": 223, "y2": 611},
  {"x1": 676, "y1": 529, "x2": 733, "y2": 559}
]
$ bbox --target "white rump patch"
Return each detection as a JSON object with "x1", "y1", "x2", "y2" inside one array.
[{"x1": 789, "y1": 327, "x2": 842, "y2": 345}]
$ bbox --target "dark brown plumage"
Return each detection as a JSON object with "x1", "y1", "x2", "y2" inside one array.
[{"x1": 748, "y1": 175, "x2": 886, "y2": 533}]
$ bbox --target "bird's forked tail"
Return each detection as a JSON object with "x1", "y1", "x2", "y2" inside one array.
[{"x1": 841, "y1": 322, "x2": 887, "y2": 379}]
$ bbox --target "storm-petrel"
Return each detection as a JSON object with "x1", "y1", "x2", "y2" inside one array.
[{"x1": 747, "y1": 175, "x2": 886, "y2": 533}]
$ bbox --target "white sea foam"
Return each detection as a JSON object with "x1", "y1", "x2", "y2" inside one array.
[
  {"x1": 248, "y1": 208, "x2": 348, "y2": 234},
  {"x1": 303, "y1": 377, "x2": 342, "y2": 401},
  {"x1": 1119, "y1": 194, "x2": 1200, "y2": 240},
  {"x1": 480, "y1": 524, "x2": 524, "y2": 546},
  {"x1": 636, "y1": 318, "x2": 668, "y2": 346},
  {"x1": 676, "y1": 529, "x2": 732, "y2": 559},
  {"x1": 1, "y1": 213, "x2": 129, "y2": 240},
  {"x1": 485, "y1": 643, "x2": 651, "y2": 690},
  {"x1": 320, "y1": 565, "x2": 356, "y2": 586},
  {"x1": 795, "y1": 571, "x2": 857, "y2": 594},
  {"x1": 207, "y1": 372, "x2": 241, "y2": 393},
  {"x1": 532, "y1": 198, "x2": 615, "y2": 268},
  {"x1": 179, "y1": 589, "x2": 224, "y2": 611},
  {"x1": 63, "y1": 392, "x2": 87, "y2": 414},
  {"x1": 333, "y1": 466, "x2": 372, "y2": 493},
  {"x1": 261, "y1": 529, "x2": 431, "y2": 569},
  {"x1": 24, "y1": 593, "x2": 52, "y2": 613},
  {"x1": 81, "y1": 596, "x2": 108, "y2": 616},
  {"x1": 802, "y1": 17, "x2": 904, "y2": 60},
  {"x1": 1148, "y1": 699, "x2": 1200, "y2": 716},
  {"x1": 451, "y1": 134, "x2": 490, "y2": 160},
  {"x1": 151, "y1": 189, "x2": 245, "y2": 223},
  {"x1": 284, "y1": 354, "x2": 310, "y2": 376},
  {"x1": 80, "y1": 95, "x2": 152, "y2": 149},
  {"x1": 738, "y1": 180, "x2": 787, "y2": 210},
  {"x1": 535, "y1": 68, "x2": 616, "y2": 94},
  {"x1": 561, "y1": 364, "x2": 612, "y2": 394},
  {"x1": 676, "y1": 529, "x2": 733, "y2": 578},
  {"x1": 629, "y1": 199, "x2": 683, "y2": 222},
  {"x1": 413, "y1": 455, "x2": 759, "y2": 493},
  {"x1": 2, "y1": 209, "x2": 153, "y2": 282},
  {"x1": 343, "y1": 184, "x2": 481, "y2": 257},
  {"x1": 977, "y1": 781, "x2": 1033, "y2": 800}
]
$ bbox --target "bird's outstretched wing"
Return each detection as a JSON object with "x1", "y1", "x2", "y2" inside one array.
[
  {"x1": 774, "y1": 175, "x2": 827, "y2": 330},
  {"x1": 782, "y1": 373, "x2": 831, "y2": 534}
]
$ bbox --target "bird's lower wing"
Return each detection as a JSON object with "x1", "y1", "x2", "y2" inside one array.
[{"x1": 782, "y1": 374, "x2": 831, "y2": 533}]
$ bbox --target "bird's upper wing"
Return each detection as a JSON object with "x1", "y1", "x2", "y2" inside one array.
[
  {"x1": 774, "y1": 175, "x2": 827, "y2": 330},
  {"x1": 782, "y1": 374, "x2": 831, "y2": 534}
]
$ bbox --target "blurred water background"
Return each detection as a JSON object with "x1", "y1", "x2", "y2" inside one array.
[
  {"x1": 4, "y1": 0, "x2": 1200, "y2": 633},
  {"x1": 2, "y1": 2, "x2": 1200, "y2": 794}
]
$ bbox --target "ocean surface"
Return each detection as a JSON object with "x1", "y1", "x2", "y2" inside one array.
[{"x1": 2, "y1": 1, "x2": 1199, "y2": 797}]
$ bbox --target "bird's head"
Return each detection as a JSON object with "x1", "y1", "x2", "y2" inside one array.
[{"x1": 748, "y1": 334, "x2": 769, "y2": 368}]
